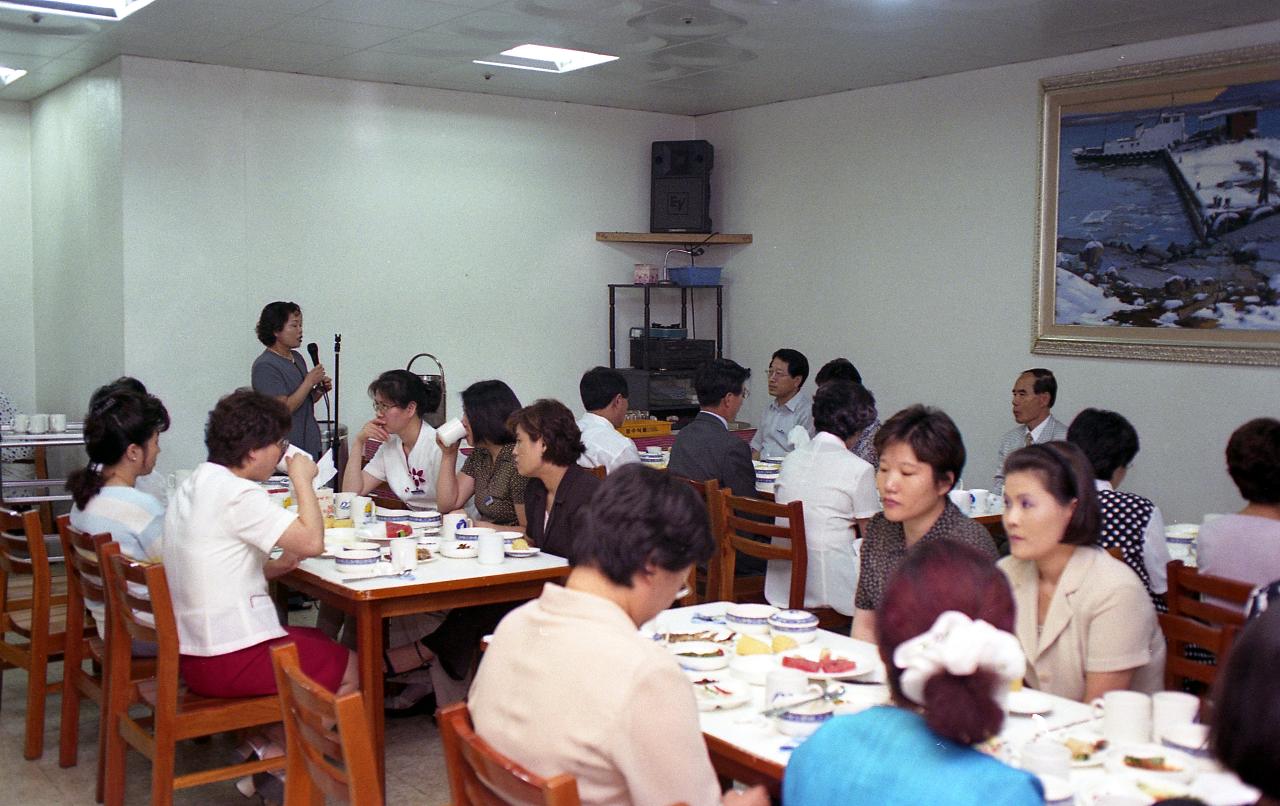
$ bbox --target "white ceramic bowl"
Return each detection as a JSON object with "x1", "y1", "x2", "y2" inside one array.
[
  {"x1": 441, "y1": 541, "x2": 479, "y2": 559},
  {"x1": 334, "y1": 549, "x2": 380, "y2": 566},
  {"x1": 669, "y1": 641, "x2": 730, "y2": 672},
  {"x1": 344, "y1": 541, "x2": 381, "y2": 552},
  {"x1": 453, "y1": 527, "x2": 496, "y2": 543},
  {"x1": 375, "y1": 507, "x2": 415, "y2": 522},
  {"x1": 768, "y1": 610, "x2": 819, "y2": 644},
  {"x1": 726, "y1": 603, "x2": 778, "y2": 635},
  {"x1": 490, "y1": 531, "x2": 523, "y2": 545},
  {"x1": 776, "y1": 702, "x2": 834, "y2": 737},
  {"x1": 1162, "y1": 723, "x2": 1210, "y2": 759}
]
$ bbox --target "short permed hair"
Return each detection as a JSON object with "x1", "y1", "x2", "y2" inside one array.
[
  {"x1": 368, "y1": 369, "x2": 441, "y2": 420},
  {"x1": 1002, "y1": 441, "x2": 1100, "y2": 547},
  {"x1": 205, "y1": 389, "x2": 291, "y2": 468},
  {"x1": 815, "y1": 358, "x2": 862, "y2": 386},
  {"x1": 461, "y1": 380, "x2": 521, "y2": 447},
  {"x1": 812, "y1": 380, "x2": 877, "y2": 441},
  {"x1": 1226, "y1": 418, "x2": 1280, "y2": 504},
  {"x1": 575, "y1": 464, "x2": 714, "y2": 586},
  {"x1": 579, "y1": 366, "x2": 629, "y2": 412},
  {"x1": 255, "y1": 301, "x2": 300, "y2": 347},
  {"x1": 507, "y1": 399, "x2": 586, "y2": 467},
  {"x1": 1067, "y1": 408, "x2": 1140, "y2": 481},
  {"x1": 873, "y1": 405, "x2": 965, "y2": 490},
  {"x1": 694, "y1": 359, "x2": 750, "y2": 408}
]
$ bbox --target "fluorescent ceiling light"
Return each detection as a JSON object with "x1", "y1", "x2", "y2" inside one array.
[
  {"x1": 0, "y1": 66, "x2": 27, "y2": 86},
  {"x1": 473, "y1": 44, "x2": 618, "y2": 74},
  {"x1": 0, "y1": 0, "x2": 159, "y2": 21}
]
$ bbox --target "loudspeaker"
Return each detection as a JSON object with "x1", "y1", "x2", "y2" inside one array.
[{"x1": 651, "y1": 140, "x2": 713, "y2": 233}]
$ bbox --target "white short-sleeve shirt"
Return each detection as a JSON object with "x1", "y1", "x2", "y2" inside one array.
[
  {"x1": 576, "y1": 412, "x2": 641, "y2": 474},
  {"x1": 162, "y1": 462, "x2": 297, "y2": 656},
  {"x1": 363, "y1": 423, "x2": 443, "y2": 510},
  {"x1": 766, "y1": 432, "x2": 881, "y2": 615}
]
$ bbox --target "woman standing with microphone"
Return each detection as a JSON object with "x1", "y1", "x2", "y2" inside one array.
[{"x1": 250, "y1": 301, "x2": 330, "y2": 459}]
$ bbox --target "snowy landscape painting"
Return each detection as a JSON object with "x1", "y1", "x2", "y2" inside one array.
[{"x1": 1036, "y1": 46, "x2": 1280, "y2": 365}]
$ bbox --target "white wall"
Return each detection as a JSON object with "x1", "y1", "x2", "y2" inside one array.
[
  {"x1": 30, "y1": 60, "x2": 124, "y2": 421},
  {"x1": 697, "y1": 21, "x2": 1280, "y2": 522},
  {"x1": 0, "y1": 100, "x2": 35, "y2": 414},
  {"x1": 115, "y1": 57, "x2": 693, "y2": 472}
]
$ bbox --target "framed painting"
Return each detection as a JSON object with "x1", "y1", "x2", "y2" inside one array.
[{"x1": 1034, "y1": 44, "x2": 1280, "y2": 365}]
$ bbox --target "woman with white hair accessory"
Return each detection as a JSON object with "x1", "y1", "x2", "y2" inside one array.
[{"x1": 784, "y1": 540, "x2": 1041, "y2": 806}]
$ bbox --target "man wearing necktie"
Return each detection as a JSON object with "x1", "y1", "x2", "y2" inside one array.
[{"x1": 993, "y1": 368, "x2": 1068, "y2": 493}]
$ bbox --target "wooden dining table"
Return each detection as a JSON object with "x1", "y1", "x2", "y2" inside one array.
[{"x1": 276, "y1": 550, "x2": 570, "y2": 787}]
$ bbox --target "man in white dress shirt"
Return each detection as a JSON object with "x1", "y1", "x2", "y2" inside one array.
[
  {"x1": 993, "y1": 368, "x2": 1068, "y2": 493},
  {"x1": 576, "y1": 367, "x2": 641, "y2": 475},
  {"x1": 750, "y1": 348, "x2": 814, "y2": 461}
]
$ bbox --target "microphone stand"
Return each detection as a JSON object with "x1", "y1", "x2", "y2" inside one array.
[{"x1": 333, "y1": 333, "x2": 343, "y2": 489}]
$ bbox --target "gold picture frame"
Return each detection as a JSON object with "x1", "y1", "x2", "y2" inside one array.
[{"x1": 1034, "y1": 43, "x2": 1280, "y2": 366}]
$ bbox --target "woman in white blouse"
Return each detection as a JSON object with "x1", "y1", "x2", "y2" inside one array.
[
  {"x1": 342, "y1": 369, "x2": 443, "y2": 510},
  {"x1": 767, "y1": 379, "x2": 880, "y2": 618},
  {"x1": 163, "y1": 390, "x2": 357, "y2": 700}
]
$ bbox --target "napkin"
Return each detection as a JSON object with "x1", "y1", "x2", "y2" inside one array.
[{"x1": 275, "y1": 445, "x2": 338, "y2": 489}]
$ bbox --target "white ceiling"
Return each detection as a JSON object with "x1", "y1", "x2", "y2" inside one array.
[{"x1": 0, "y1": 0, "x2": 1277, "y2": 115}]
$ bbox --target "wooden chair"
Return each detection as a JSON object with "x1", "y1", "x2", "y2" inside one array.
[
  {"x1": 1105, "y1": 546, "x2": 1124, "y2": 562},
  {"x1": 99, "y1": 543, "x2": 286, "y2": 806},
  {"x1": 1159, "y1": 560, "x2": 1254, "y2": 693},
  {"x1": 0, "y1": 507, "x2": 76, "y2": 759},
  {"x1": 675, "y1": 477, "x2": 724, "y2": 606},
  {"x1": 56, "y1": 516, "x2": 159, "y2": 802},
  {"x1": 270, "y1": 642, "x2": 381, "y2": 806},
  {"x1": 714, "y1": 489, "x2": 806, "y2": 607},
  {"x1": 586, "y1": 465, "x2": 607, "y2": 480},
  {"x1": 438, "y1": 701, "x2": 581, "y2": 806}
]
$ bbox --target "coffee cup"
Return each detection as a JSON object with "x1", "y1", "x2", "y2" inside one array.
[
  {"x1": 441, "y1": 512, "x2": 472, "y2": 542},
  {"x1": 437, "y1": 418, "x2": 466, "y2": 448},
  {"x1": 968, "y1": 488, "x2": 990, "y2": 516},
  {"x1": 49, "y1": 414, "x2": 67, "y2": 433},
  {"x1": 352, "y1": 495, "x2": 373, "y2": 526},
  {"x1": 1020, "y1": 739, "x2": 1071, "y2": 780},
  {"x1": 11, "y1": 414, "x2": 28, "y2": 433},
  {"x1": 765, "y1": 668, "x2": 822, "y2": 710},
  {"x1": 1091, "y1": 690, "x2": 1152, "y2": 744},
  {"x1": 389, "y1": 536, "x2": 417, "y2": 573},
  {"x1": 646, "y1": 445, "x2": 662, "y2": 457},
  {"x1": 334, "y1": 492, "x2": 356, "y2": 521},
  {"x1": 316, "y1": 489, "x2": 336, "y2": 519},
  {"x1": 1152, "y1": 691, "x2": 1200, "y2": 742},
  {"x1": 28, "y1": 414, "x2": 49, "y2": 434},
  {"x1": 275, "y1": 443, "x2": 308, "y2": 473},
  {"x1": 948, "y1": 489, "x2": 969, "y2": 510},
  {"x1": 477, "y1": 531, "x2": 505, "y2": 565}
]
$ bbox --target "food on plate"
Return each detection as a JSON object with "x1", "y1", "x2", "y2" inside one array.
[
  {"x1": 416, "y1": 546, "x2": 433, "y2": 562},
  {"x1": 1064, "y1": 736, "x2": 1108, "y2": 762},
  {"x1": 782, "y1": 648, "x2": 858, "y2": 675},
  {"x1": 691, "y1": 678, "x2": 734, "y2": 697},
  {"x1": 676, "y1": 647, "x2": 725, "y2": 659},
  {"x1": 511, "y1": 537, "x2": 530, "y2": 551},
  {"x1": 665, "y1": 630, "x2": 734, "y2": 644},
  {"x1": 1136, "y1": 781, "x2": 1188, "y2": 799},
  {"x1": 1124, "y1": 755, "x2": 1182, "y2": 772},
  {"x1": 385, "y1": 522, "x2": 413, "y2": 538},
  {"x1": 771, "y1": 634, "x2": 799, "y2": 653},
  {"x1": 735, "y1": 634, "x2": 772, "y2": 655}
]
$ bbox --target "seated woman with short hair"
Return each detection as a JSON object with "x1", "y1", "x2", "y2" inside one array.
[
  {"x1": 342, "y1": 369, "x2": 444, "y2": 510},
  {"x1": 998, "y1": 441, "x2": 1164, "y2": 702},
  {"x1": 436, "y1": 379, "x2": 527, "y2": 529},
  {"x1": 163, "y1": 390, "x2": 356, "y2": 699},
  {"x1": 509, "y1": 399, "x2": 601, "y2": 563},
  {"x1": 1198, "y1": 417, "x2": 1280, "y2": 592},
  {"x1": 785, "y1": 540, "x2": 1041, "y2": 806},
  {"x1": 469, "y1": 465, "x2": 767, "y2": 806}
]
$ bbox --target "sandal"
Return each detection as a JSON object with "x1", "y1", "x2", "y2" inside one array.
[{"x1": 383, "y1": 641, "x2": 433, "y2": 676}]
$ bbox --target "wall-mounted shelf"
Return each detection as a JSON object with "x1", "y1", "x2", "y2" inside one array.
[{"x1": 595, "y1": 232, "x2": 753, "y2": 245}]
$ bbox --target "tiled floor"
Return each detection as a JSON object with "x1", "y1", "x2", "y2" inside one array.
[{"x1": 0, "y1": 634, "x2": 452, "y2": 805}]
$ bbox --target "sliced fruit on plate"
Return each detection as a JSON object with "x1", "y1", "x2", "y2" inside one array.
[
  {"x1": 781, "y1": 655, "x2": 822, "y2": 673},
  {"x1": 385, "y1": 522, "x2": 414, "y2": 538},
  {"x1": 735, "y1": 634, "x2": 772, "y2": 656},
  {"x1": 771, "y1": 634, "x2": 798, "y2": 653}
]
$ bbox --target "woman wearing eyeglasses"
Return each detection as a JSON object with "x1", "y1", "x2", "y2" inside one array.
[{"x1": 342, "y1": 369, "x2": 444, "y2": 510}]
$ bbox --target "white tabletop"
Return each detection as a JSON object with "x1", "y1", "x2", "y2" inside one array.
[
  {"x1": 655, "y1": 602, "x2": 1254, "y2": 805},
  {"x1": 297, "y1": 550, "x2": 568, "y2": 592}
]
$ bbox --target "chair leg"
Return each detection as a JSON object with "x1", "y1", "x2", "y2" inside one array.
[
  {"x1": 103, "y1": 707, "x2": 128, "y2": 806},
  {"x1": 59, "y1": 663, "x2": 82, "y2": 768},
  {"x1": 24, "y1": 653, "x2": 49, "y2": 760},
  {"x1": 95, "y1": 694, "x2": 108, "y2": 803},
  {"x1": 150, "y1": 725, "x2": 175, "y2": 806}
]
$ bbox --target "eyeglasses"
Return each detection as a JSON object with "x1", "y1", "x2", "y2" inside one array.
[
  {"x1": 277, "y1": 438, "x2": 290, "y2": 452},
  {"x1": 372, "y1": 401, "x2": 398, "y2": 415},
  {"x1": 765, "y1": 369, "x2": 790, "y2": 379}
]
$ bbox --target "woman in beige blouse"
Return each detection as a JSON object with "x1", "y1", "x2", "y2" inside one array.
[{"x1": 997, "y1": 442, "x2": 1164, "y2": 702}]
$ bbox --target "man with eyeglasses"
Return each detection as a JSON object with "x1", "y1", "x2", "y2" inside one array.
[
  {"x1": 750, "y1": 348, "x2": 814, "y2": 461},
  {"x1": 667, "y1": 358, "x2": 757, "y2": 501}
]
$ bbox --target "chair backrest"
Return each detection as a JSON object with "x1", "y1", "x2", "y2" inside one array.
[
  {"x1": 673, "y1": 476, "x2": 724, "y2": 607},
  {"x1": 1104, "y1": 546, "x2": 1124, "y2": 563},
  {"x1": 270, "y1": 642, "x2": 382, "y2": 806},
  {"x1": 586, "y1": 465, "x2": 607, "y2": 480},
  {"x1": 1160, "y1": 560, "x2": 1255, "y2": 693},
  {"x1": 1158, "y1": 612, "x2": 1236, "y2": 691},
  {"x1": 716, "y1": 489, "x2": 807, "y2": 608},
  {"x1": 100, "y1": 542, "x2": 182, "y2": 715},
  {"x1": 1165, "y1": 560, "x2": 1253, "y2": 627},
  {"x1": 56, "y1": 515, "x2": 112, "y2": 631},
  {"x1": 437, "y1": 702, "x2": 581, "y2": 806},
  {"x1": 0, "y1": 508, "x2": 49, "y2": 621}
]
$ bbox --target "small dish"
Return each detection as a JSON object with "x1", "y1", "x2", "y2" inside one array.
[
  {"x1": 453, "y1": 527, "x2": 496, "y2": 543},
  {"x1": 726, "y1": 603, "x2": 778, "y2": 635},
  {"x1": 776, "y1": 701, "x2": 834, "y2": 737},
  {"x1": 490, "y1": 531, "x2": 523, "y2": 544},
  {"x1": 1062, "y1": 730, "x2": 1109, "y2": 767},
  {"x1": 670, "y1": 641, "x2": 730, "y2": 671},
  {"x1": 687, "y1": 674, "x2": 750, "y2": 712},
  {"x1": 1006, "y1": 688, "x2": 1054, "y2": 716},
  {"x1": 333, "y1": 549, "x2": 381, "y2": 566},
  {"x1": 440, "y1": 542, "x2": 480, "y2": 559},
  {"x1": 778, "y1": 645, "x2": 874, "y2": 680},
  {"x1": 1106, "y1": 742, "x2": 1195, "y2": 784},
  {"x1": 505, "y1": 547, "x2": 542, "y2": 558},
  {"x1": 768, "y1": 609, "x2": 818, "y2": 644}
]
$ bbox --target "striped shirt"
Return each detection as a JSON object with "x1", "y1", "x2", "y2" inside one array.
[{"x1": 70, "y1": 486, "x2": 164, "y2": 638}]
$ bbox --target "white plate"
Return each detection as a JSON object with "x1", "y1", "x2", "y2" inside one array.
[
  {"x1": 777, "y1": 644, "x2": 877, "y2": 681},
  {"x1": 505, "y1": 548, "x2": 542, "y2": 558},
  {"x1": 440, "y1": 543, "x2": 479, "y2": 559},
  {"x1": 1106, "y1": 743, "x2": 1195, "y2": 783},
  {"x1": 670, "y1": 641, "x2": 730, "y2": 671},
  {"x1": 728, "y1": 654, "x2": 777, "y2": 686},
  {"x1": 1061, "y1": 730, "x2": 1108, "y2": 767},
  {"x1": 687, "y1": 673, "x2": 751, "y2": 711},
  {"x1": 1007, "y1": 688, "x2": 1055, "y2": 715}
]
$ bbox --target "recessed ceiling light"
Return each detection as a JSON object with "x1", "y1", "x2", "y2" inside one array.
[
  {"x1": 0, "y1": 66, "x2": 27, "y2": 85},
  {"x1": 473, "y1": 44, "x2": 618, "y2": 74},
  {"x1": 0, "y1": 0, "x2": 159, "y2": 21}
]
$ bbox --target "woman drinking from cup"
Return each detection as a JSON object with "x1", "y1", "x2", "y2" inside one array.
[
  {"x1": 852, "y1": 405, "x2": 997, "y2": 643},
  {"x1": 341, "y1": 369, "x2": 444, "y2": 510},
  {"x1": 509, "y1": 399, "x2": 602, "y2": 563},
  {"x1": 436, "y1": 379, "x2": 527, "y2": 529},
  {"x1": 997, "y1": 441, "x2": 1164, "y2": 702},
  {"x1": 785, "y1": 540, "x2": 1040, "y2": 806},
  {"x1": 68, "y1": 381, "x2": 170, "y2": 648}
]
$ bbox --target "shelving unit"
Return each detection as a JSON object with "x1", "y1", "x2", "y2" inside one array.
[{"x1": 595, "y1": 231, "x2": 753, "y2": 245}]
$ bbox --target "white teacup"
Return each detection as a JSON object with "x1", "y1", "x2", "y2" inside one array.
[
  {"x1": 1152, "y1": 691, "x2": 1200, "y2": 742},
  {"x1": 1091, "y1": 691, "x2": 1152, "y2": 745},
  {"x1": 275, "y1": 443, "x2": 308, "y2": 473},
  {"x1": 388, "y1": 536, "x2": 417, "y2": 573},
  {"x1": 11, "y1": 414, "x2": 28, "y2": 433},
  {"x1": 968, "y1": 488, "x2": 990, "y2": 516},
  {"x1": 437, "y1": 418, "x2": 466, "y2": 448},
  {"x1": 765, "y1": 668, "x2": 821, "y2": 710},
  {"x1": 441, "y1": 512, "x2": 472, "y2": 542},
  {"x1": 948, "y1": 489, "x2": 969, "y2": 510},
  {"x1": 477, "y1": 532, "x2": 505, "y2": 565},
  {"x1": 28, "y1": 414, "x2": 49, "y2": 434},
  {"x1": 49, "y1": 414, "x2": 67, "y2": 433},
  {"x1": 334, "y1": 492, "x2": 356, "y2": 521},
  {"x1": 352, "y1": 495, "x2": 373, "y2": 525}
]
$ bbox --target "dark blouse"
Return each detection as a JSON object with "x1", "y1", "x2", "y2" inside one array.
[
  {"x1": 461, "y1": 443, "x2": 528, "y2": 526},
  {"x1": 854, "y1": 500, "x2": 998, "y2": 611},
  {"x1": 523, "y1": 464, "x2": 603, "y2": 564}
]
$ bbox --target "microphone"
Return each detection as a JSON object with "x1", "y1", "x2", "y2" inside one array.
[{"x1": 306, "y1": 342, "x2": 321, "y2": 368}]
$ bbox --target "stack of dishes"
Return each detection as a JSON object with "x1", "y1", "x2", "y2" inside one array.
[{"x1": 753, "y1": 459, "x2": 782, "y2": 489}]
